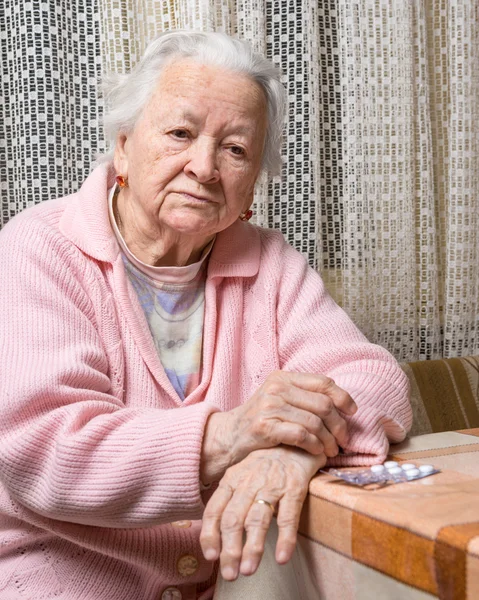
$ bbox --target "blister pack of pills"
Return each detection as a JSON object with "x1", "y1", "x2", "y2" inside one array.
[{"x1": 324, "y1": 461, "x2": 440, "y2": 487}]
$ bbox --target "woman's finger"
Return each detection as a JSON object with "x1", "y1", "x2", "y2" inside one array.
[
  {"x1": 200, "y1": 483, "x2": 234, "y2": 561},
  {"x1": 263, "y1": 421, "x2": 325, "y2": 455},
  {"x1": 304, "y1": 416, "x2": 339, "y2": 457},
  {"x1": 270, "y1": 371, "x2": 358, "y2": 416},
  {"x1": 274, "y1": 488, "x2": 307, "y2": 565},
  {"x1": 286, "y1": 392, "x2": 350, "y2": 449},
  {"x1": 278, "y1": 400, "x2": 346, "y2": 452},
  {"x1": 318, "y1": 401, "x2": 350, "y2": 448},
  {"x1": 240, "y1": 498, "x2": 276, "y2": 576},
  {"x1": 218, "y1": 487, "x2": 258, "y2": 581},
  {"x1": 274, "y1": 386, "x2": 350, "y2": 449}
]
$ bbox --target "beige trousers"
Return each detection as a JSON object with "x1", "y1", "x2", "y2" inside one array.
[{"x1": 213, "y1": 520, "x2": 318, "y2": 600}]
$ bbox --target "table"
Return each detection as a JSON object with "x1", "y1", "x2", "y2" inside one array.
[
  {"x1": 214, "y1": 429, "x2": 479, "y2": 599},
  {"x1": 297, "y1": 428, "x2": 479, "y2": 599}
]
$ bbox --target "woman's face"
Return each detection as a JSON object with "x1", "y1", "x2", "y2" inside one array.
[{"x1": 113, "y1": 59, "x2": 268, "y2": 242}]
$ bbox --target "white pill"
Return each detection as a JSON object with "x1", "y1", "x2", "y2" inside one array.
[
  {"x1": 418, "y1": 464, "x2": 435, "y2": 474},
  {"x1": 406, "y1": 469, "x2": 421, "y2": 478},
  {"x1": 401, "y1": 463, "x2": 416, "y2": 471},
  {"x1": 384, "y1": 461, "x2": 398, "y2": 469},
  {"x1": 387, "y1": 467, "x2": 403, "y2": 475},
  {"x1": 371, "y1": 465, "x2": 386, "y2": 473}
]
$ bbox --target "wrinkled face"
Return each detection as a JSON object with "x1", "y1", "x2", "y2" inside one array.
[{"x1": 113, "y1": 59, "x2": 268, "y2": 241}]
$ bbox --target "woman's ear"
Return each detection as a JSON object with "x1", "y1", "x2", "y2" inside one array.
[{"x1": 113, "y1": 133, "x2": 129, "y2": 176}]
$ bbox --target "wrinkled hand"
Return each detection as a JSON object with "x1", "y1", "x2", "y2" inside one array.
[
  {"x1": 200, "y1": 445, "x2": 326, "y2": 581},
  {"x1": 200, "y1": 371, "x2": 356, "y2": 483}
]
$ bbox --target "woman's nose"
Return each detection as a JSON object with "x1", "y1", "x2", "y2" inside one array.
[{"x1": 184, "y1": 142, "x2": 220, "y2": 184}]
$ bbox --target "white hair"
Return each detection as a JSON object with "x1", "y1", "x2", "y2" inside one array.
[{"x1": 99, "y1": 30, "x2": 286, "y2": 176}]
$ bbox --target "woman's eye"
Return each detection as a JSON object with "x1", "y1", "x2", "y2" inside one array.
[
  {"x1": 171, "y1": 129, "x2": 188, "y2": 139},
  {"x1": 229, "y1": 146, "x2": 245, "y2": 156}
]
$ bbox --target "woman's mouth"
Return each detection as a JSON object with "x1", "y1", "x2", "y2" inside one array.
[{"x1": 180, "y1": 192, "x2": 214, "y2": 203}]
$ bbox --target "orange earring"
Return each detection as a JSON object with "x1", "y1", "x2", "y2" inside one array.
[
  {"x1": 239, "y1": 209, "x2": 253, "y2": 221},
  {"x1": 116, "y1": 175, "x2": 128, "y2": 188}
]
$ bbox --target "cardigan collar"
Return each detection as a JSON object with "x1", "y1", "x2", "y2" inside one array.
[{"x1": 60, "y1": 163, "x2": 261, "y2": 279}]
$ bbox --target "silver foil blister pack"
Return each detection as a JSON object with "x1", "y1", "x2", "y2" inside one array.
[{"x1": 324, "y1": 461, "x2": 440, "y2": 487}]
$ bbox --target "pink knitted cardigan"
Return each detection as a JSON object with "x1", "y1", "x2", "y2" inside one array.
[{"x1": 0, "y1": 165, "x2": 411, "y2": 599}]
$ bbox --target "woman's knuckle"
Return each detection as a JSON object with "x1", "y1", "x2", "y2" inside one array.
[
  {"x1": 245, "y1": 515, "x2": 265, "y2": 530},
  {"x1": 246, "y1": 509, "x2": 270, "y2": 528},
  {"x1": 286, "y1": 484, "x2": 308, "y2": 500},
  {"x1": 331, "y1": 419, "x2": 347, "y2": 436},
  {"x1": 268, "y1": 370, "x2": 283, "y2": 381},
  {"x1": 319, "y1": 398, "x2": 334, "y2": 415},
  {"x1": 294, "y1": 427, "x2": 308, "y2": 444},
  {"x1": 306, "y1": 414, "x2": 322, "y2": 431},
  {"x1": 263, "y1": 399, "x2": 280, "y2": 414},
  {"x1": 223, "y1": 548, "x2": 242, "y2": 561},
  {"x1": 199, "y1": 531, "x2": 213, "y2": 546},
  {"x1": 218, "y1": 480, "x2": 234, "y2": 493},
  {"x1": 263, "y1": 381, "x2": 285, "y2": 397},
  {"x1": 249, "y1": 541, "x2": 266, "y2": 556},
  {"x1": 221, "y1": 510, "x2": 241, "y2": 531},
  {"x1": 254, "y1": 417, "x2": 267, "y2": 435},
  {"x1": 319, "y1": 375, "x2": 333, "y2": 388},
  {"x1": 202, "y1": 507, "x2": 217, "y2": 521},
  {"x1": 277, "y1": 513, "x2": 298, "y2": 529},
  {"x1": 256, "y1": 417, "x2": 275, "y2": 442}
]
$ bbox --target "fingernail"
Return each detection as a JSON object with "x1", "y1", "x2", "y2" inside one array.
[
  {"x1": 204, "y1": 548, "x2": 217, "y2": 561},
  {"x1": 240, "y1": 560, "x2": 254, "y2": 575},
  {"x1": 222, "y1": 566, "x2": 236, "y2": 581}
]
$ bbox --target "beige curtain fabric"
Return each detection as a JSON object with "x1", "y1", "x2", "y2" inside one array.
[
  {"x1": 327, "y1": 0, "x2": 479, "y2": 361},
  {"x1": 2, "y1": 1, "x2": 478, "y2": 361}
]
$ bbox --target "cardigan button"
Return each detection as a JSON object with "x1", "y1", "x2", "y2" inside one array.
[
  {"x1": 161, "y1": 587, "x2": 182, "y2": 600},
  {"x1": 177, "y1": 554, "x2": 199, "y2": 576},
  {"x1": 171, "y1": 520, "x2": 192, "y2": 528}
]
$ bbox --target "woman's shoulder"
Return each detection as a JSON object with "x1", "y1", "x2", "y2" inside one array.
[
  {"x1": 224, "y1": 222, "x2": 313, "y2": 292},
  {"x1": 1, "y1": 195, "x2": 75, "y2": 242},
  {"x1": 1, "y1": 165, "x2": 112, "y2": 249},
  {"x1": 251, "y1": 223, "x2": 309, "y2": 268},
  {"x1": 0, "y1": 192, "x2": 93, "y2": 279}
]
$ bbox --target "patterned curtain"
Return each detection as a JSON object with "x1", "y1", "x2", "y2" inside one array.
[
  {"x1": 330, "y1": 0, "x2": 479, "y2": 360},
  {"x1": 0, "y1": 1, "x2": 104, "y2": 223},
  {"x1": 1, "y1": 1, "x2": 478, "y2": 361}
]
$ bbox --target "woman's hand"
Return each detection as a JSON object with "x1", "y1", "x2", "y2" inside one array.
[
  {"x1": 200, "y1": 370, "x2": 356, "y2": 483},
  {"x1": 200, "y1": 445, "x2": 326, "y2": 581}
]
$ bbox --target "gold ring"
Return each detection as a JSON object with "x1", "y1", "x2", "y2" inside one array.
[{"x1": 255, "y1": 499, "x2": 275, "y2": 513}]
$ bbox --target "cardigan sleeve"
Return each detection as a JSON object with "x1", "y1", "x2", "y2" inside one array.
[
  {"x1": 0, "y1": 211, "x2": 218, "y2": 528},
  {"x1": 275, "y1": 239, "x2": 412, "y2": 466}
]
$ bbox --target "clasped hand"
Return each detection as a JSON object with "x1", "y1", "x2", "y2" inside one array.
[{"x1": 199, "y1": 371, "x2": 357, "y2": 580}]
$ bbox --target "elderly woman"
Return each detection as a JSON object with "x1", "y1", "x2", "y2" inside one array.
[{"x1": 0, "y1": 31, "x2": 411, "y2": 600}]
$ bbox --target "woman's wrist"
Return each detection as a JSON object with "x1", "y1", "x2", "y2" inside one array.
[
  {"x1": 250, "y1": 445, "x2": 327, "y2": 479},
  {"x1": 200, "y1": 412, "x2": 234, "y2": 484}
]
